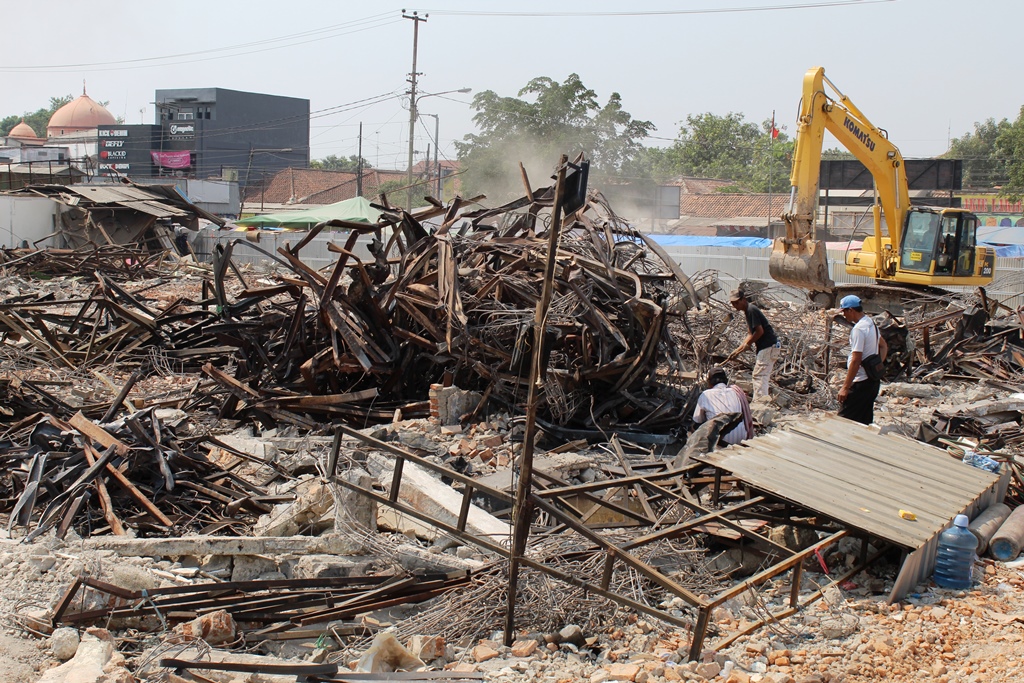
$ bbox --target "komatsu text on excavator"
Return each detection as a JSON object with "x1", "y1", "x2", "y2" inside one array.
[{"x1": 769, "y1": 67, "x2": 996, "y2": 308}]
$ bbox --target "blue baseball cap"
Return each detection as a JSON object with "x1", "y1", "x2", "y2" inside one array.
[{"x1": 839, "y1": 294, "x2": 861, "y2": 309}]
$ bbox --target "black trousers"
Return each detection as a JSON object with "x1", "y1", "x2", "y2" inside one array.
[{"x1": 838, "y1": 378, "x2": 881, "y2": 425}]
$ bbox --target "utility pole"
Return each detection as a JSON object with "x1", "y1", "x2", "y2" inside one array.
[
  {"x1": 505, "y1": 155, "x2": 569, "y2": 646},
  {"x1": 357, "y1": 121, "x2": 363, "y2": 197},
  {"x1": 433, "y1": 114, "x2": 440, "y2": 200},
  {"x1": 768, "y1": 110, "x2": 774, "y2": 232},
  {"x1": 404, "y1": 10, "x2": 427, "y2": 212},
  {"x1": 425, "y1": 144, "x2": 432, "y2": 197}
]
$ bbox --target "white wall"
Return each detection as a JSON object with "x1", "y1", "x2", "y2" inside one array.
[
  {"x1": 0, "y1": 196, "x2": 58, "y2": 248},
  {"x1": 193, "y1": 229, "x2": 1024, "y2": 309}
]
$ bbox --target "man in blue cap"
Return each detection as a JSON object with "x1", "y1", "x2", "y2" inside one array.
[{"x1": 838, "y1": 294, "x2": 887, "y2": 424}]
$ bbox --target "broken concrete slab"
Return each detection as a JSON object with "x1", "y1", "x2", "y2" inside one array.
[
  {"x1": 214, "y1": 430, "x2": 279, "y2": 461},
  {"x1": 474, "y1": 454, "x2": 598, "y2": 494},
  {"x1": 393, "y1": 543, "x2": 486, "y2": 573},
  {"x1": 291, "y1": 555, "x2": 371, "y2": 579},
  {"x1": 366, "y1": 453, "x2": 511, "y2": 542},
  {"x1": 884, "y1": 382, "x2": 939, "y2": 399},
  {"x1": 254, "y1": 480, "x2": 332, "y2": 537},
  {"x1": 938, "y1": 393, "x2": 1024, "y2": 418},
  {"x1": 333, "y1": 468, "x2": 377, "y2": 534},
  {"x1": 231, "y1": 555, "x2": 281, "y2": 582},
  {"x1": 377, "y1": 506, "x2": 441, "y2": 541},
  {"x1": 81, "y1": 535, "x2": 362, "y2": 557},
  {"x1": 37, "y1": 628, "x2": 133, "y2": 683},
  {"x1": 430, "y1": 385, "x2": 483, "y2": 426}
]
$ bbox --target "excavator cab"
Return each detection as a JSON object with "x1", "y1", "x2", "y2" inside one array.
[
  {"x1": 770, "y1": 66, "x2": 995, "y2": 302},
  {"x1": 898, "y1": 208, "x2": 981, "y2": 278}
]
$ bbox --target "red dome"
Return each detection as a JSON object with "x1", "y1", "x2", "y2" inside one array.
[
  {"x1": 47, "y1": 93, "x2": 116, "y2": 136},
  {"x1": 8, "y1": 120, "x2": 38, "y2": 139}
]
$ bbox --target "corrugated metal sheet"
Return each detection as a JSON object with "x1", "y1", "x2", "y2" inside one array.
[
  {"x1": 63, "y1": 186, "x2": 189, "y2": 218},
  {"x1": 698, "y1": 416, "x2": 1001, "y2": 549},
  {"x1": 67, "y1": 185, "x2": 157, "y2": 203},
  {"x1": 698, "y1": 415, "x2": 1008, "y2": 601}
]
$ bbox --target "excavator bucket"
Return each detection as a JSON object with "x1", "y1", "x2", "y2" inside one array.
[{"x1": 768, "y1": 237, "x2": 836, "y2": 293}]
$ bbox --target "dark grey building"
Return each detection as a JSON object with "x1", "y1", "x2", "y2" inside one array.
[
  {"x1": 153, "y1": 88, "x2": 309, "y2": 188},
  {"x1": 97, "y1": 124, "x2": 159, "y2": 177}
]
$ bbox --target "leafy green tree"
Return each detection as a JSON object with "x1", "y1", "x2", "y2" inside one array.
[
  {"x1": 310, "y1": 154, "x2": 372, "y2": 172},
  {"x1": 376, "y1": 178, "x2": 429, "y2": 208},
  {"x1": 822, "y1": 148, "x2": 855, "y2": 160},
  {"x1": 995, "y1": 108, "x2": 1024, "y2": 200},
  {"x1": 942, "y1": 118, "x2": 1011, "y2": 190},
  {"x1": 455, "y1": 74, "x2": 654, "y2": 199},
  {"x1": 1, "y1": 95, "x2": 74, "y2": 137},
  {"x1": 630, "y1": 113, "x2": 793, "y2": 192}
]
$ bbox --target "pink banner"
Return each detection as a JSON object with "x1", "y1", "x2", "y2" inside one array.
[{"x1": 151, "y1": 150, "x2": 192, "y2": 169}]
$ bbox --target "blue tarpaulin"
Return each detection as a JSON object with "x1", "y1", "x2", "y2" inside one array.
[
  {"x1": 643, "y1": 234, "x2": 1024, "y2": 258},
  {"x1": 984, "y1": 243, "x2": 1024, "y2": 258},
  {"x1": 645, "y1": 235, "x2": 773, "y2": 248}
]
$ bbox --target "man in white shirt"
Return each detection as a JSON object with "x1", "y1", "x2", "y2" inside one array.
[
  {"x1": 837, "y1": 294, "x2": 888, "y2": 425},
  {"x1": 692, "y1": 367, "x2": 751, "y2": 445}
]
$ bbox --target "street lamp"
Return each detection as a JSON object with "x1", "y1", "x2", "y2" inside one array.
[{"x1": 406, "y1": 87, "x2": 470, "y2": 210}]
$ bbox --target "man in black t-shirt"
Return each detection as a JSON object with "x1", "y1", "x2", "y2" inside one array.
[{"x1": 729, "y1": 288, "x2": 780, "y2": 404}]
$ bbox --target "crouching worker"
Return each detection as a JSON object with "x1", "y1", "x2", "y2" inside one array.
[{"x1": 692, "y1": 367, "x2": 753, "y2": 445}]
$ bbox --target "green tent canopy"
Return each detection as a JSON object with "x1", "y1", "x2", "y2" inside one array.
[{"x1": 234, "y1": 196, "x2": 381, "y2": 230}]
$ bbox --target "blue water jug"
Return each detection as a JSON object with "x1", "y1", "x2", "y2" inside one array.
[{"x1": 933, "y1": 514, "x2": 978, "y2": 589}]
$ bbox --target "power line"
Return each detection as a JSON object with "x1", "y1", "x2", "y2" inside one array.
[
  {"x1": 418, "y1": 0, "x2": 892, "y2": 18},
  {"x1": 0, "y1": 14, "x2": 401, "y2": 73},
  {"x1": 172, "y1": 92, "x2": 404, "y2": 143}
]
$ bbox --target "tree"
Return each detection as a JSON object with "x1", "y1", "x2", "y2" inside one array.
[
  {"x1": 1, "y1": 95, "x2": 74, "y2": 138},
  {"x1": 637, "y1": 113, "x2": 794, "y2": 192},
  {"x1": 822, "y1": 148, "x2": 855, "y2": 160},
  {"x1": 995, "y1": 108, "x2": 1024, "y2": 200},
  {"x1": 942, "y1": 117, "x2": 1012, "y2": 190},
  {"x1": 376, "y1": 178, "x2": 429, "y2": 208},
  {"x1": 310, "y1": 154, "x2": 372, "y2": 172},
  {"x1": 455, "y1": 74, "x2": 654, "y2": 199}
]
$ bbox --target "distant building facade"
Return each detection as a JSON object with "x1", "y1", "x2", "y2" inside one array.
[
  {"x1": 96, "y1": 125, "x2": 159, "y2": 177},
  {"x1": 151, "y1": 88, "x2": 309, "y2": 187}
]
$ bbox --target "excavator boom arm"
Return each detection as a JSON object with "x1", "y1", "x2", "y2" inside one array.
[
  {"x1": 772, "y1": 66, "x2": 995, "y2": 302},
  {"x1": 787, "y1": 67, "x2": 910, "y2": 259}
]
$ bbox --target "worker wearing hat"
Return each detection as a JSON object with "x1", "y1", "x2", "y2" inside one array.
[
  {"x1": 728, "y1": 288, "x2": 780, "y2": 404},
  {"x1": 692, "y1": 366, "x2": 752, "y2": 444},
  {"x1": 838, "y1": 294, "x2": 888, "y2": 425}
]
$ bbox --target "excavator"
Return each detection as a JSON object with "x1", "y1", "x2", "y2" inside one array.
[{"x1": 769, "y1": 67, "x2": 996, "y2": 310}]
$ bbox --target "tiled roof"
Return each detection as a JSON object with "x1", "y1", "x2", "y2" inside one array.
[
  {"x1": 411, "y1": 159, "x2": 459, "y2": 174},
  {"x1": 664, "y1": 176, "x2": 735, "y2": 194},
  {"x1": 243, "y1": 167, "x2": 407, "y2": 205},
  {"x1": 680, "y1": 193, "x2": 789, "y2": 219}
]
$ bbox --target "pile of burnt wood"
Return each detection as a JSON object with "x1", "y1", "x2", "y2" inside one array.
[{"x1": 1, "y1": 188, "x2": 702, "y2": 438}]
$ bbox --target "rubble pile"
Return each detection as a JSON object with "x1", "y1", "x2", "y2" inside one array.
[
  {"x1": 3, "y1": 179, "x2": 1024, "y2": 682},
  {"x1": 0, "y1": 244, "x2": 169, "y2": 280},
  {"x1": 0, "y1": 190, "x2": 703, "y2": 437},
  {"x1": 2, "y1": 409, "x2": 276, "y2": 541}
]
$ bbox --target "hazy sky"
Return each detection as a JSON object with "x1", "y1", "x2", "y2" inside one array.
[{"x1": 5, "y1": 0, "x2": 1020, "y2": 172}]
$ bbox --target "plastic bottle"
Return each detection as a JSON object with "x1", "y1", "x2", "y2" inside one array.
[{"x1": 933, "y1": 514, "x2": 978, "y2": 589}]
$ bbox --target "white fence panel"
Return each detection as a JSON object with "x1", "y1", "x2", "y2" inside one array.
[{"x1": 193, "y1": 229, "x2": 379, "y2": 272}]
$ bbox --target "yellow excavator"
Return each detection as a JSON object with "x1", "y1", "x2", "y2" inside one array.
[{"x1": 769, "y1": 67, "x2": 996, "y2": 309}]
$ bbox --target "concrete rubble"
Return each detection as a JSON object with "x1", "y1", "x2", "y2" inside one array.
[{"x1": 2, "y1": 188, "x2": 1024, "y2": 682}]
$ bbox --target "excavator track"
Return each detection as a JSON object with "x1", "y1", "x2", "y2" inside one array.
[{"x1": 816, "y1": 282, "x2": 974, "y2": 316}]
